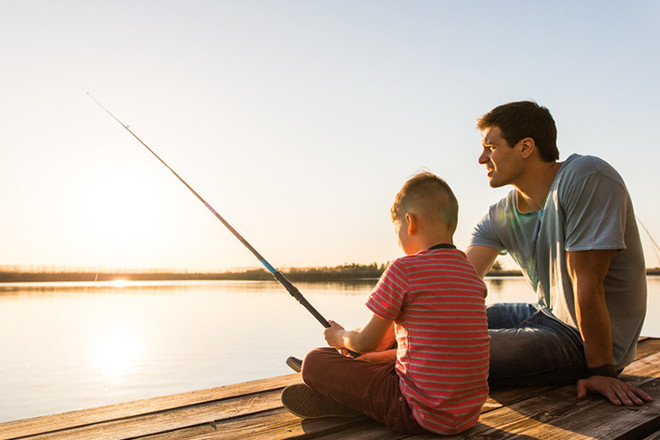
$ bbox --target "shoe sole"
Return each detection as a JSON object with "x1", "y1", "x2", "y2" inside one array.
[
  {"x1": 281, "y1": 384, "x2": 360, "y2": 419},
  {"x1": 286, "y1": 356, "x2": 302, "y2": 373}
]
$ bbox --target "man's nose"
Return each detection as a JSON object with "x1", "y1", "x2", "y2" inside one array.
[{"x1": 478, "y1": 149, "x2": 489, "y2": 164}]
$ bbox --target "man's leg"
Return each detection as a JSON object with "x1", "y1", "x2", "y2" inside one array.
[
  {"x1": 301, "y1": 347, "x2": 429, "y2": 434},
  {"x1": 488, "y1": 303, "x2": 586, "y2": 386}
]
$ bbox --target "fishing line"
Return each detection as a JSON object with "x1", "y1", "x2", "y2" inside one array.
[{"x1": 637, "y1": 216, "x2": 660, "y2": 267}]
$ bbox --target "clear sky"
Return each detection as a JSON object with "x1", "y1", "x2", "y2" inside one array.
[{"x1": 1, "y1": 1, "x2": 659, "y2": 272}]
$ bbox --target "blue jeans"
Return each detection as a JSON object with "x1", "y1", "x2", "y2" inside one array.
[{"x1": 488, "y1": 303, "x2": 587, "y2": 386}]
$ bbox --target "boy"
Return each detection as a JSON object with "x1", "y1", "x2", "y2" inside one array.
[{"x1": 281, "y1": 172, "x2": 490, "y2": 435}]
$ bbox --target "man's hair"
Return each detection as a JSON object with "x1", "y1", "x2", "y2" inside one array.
[
  {"x1": 391, "y1": 171, "x2": 458, "y2": 232},
  {"x1": 477, "y1": 101, "x2": 559, "y2": 162}
]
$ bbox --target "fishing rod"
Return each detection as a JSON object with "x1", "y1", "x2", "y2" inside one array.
[{"x1": 87, "y1": 93, "x2": 336, "y2": 330}]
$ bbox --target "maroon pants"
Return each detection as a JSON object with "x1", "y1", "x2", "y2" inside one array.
[{"x1": 301, "y1": 347, "x2": 430, "y2": 434}]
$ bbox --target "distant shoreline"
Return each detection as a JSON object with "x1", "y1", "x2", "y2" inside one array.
[
  {"x1": 0, "y1": 265, "x2": 519, "y2": 283},
  {"x1": 1, "y1": 267, "x2": 658, "y2": 283}
]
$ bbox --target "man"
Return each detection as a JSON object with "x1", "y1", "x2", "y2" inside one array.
[{"x1": 467, "y1": 100, "x2": 652, "y2": 406}]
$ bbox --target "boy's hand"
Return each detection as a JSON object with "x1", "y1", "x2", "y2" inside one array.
[
  {"x1": 324, "y1": 320, "x2": 346, "y2": 349},
  {"x1": 339, "y1": 348, "x2": 357, "y2": 358}
]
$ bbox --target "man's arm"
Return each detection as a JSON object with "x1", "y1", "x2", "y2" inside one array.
[
  {"x1": 566, "y1": 249, "x2": 652, "y2": 406},
  {"x1": 467, "y1": 245, "x2": 501, "y2": 279}
]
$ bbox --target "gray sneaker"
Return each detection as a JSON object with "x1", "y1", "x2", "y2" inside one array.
[
  {"x1": 281, "y1": 384, "x2": 360, "y2": 419},
  {"x1": 286, "y1": 356, "x2": 302, "y2": 373}
]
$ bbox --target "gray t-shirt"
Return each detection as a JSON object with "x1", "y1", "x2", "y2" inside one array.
[{"x1": 470, "y1": 154, "x2": 647, "y2": 368}]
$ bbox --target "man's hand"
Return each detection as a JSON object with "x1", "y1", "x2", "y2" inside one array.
[{"x1": 577, "y1": 375, "x2": 653, "y2": 406}]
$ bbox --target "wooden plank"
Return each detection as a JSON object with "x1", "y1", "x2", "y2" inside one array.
[
  {"x1": 635, "y1": 338, "x2": 660, "y2": 360},
  {"x1": 309, "y1": 425, "x2": 411, "y2": 440},
  {"x1": 413, "y1": 351, "x2": 660, "y2": 440},
  {"x1": 508, "y1": 380, "x2": 660, "y2": 440},
  {"x1": 176, "y1": 408, "x2": 376, "y2": 440},
  {"x1": 420, "y1": 381, "x2": 660, "y2": 440},
  {"x1": 0, "y1": 374, "x2": 302, "y2": 440},
  {"x1": 16, "y1": 390, "x2": 282, "y2": 440},
  {"x1": 642, "y1": 429, "x2": 660, "y2": 440},
  {"x1": 622, "y1": 350, "x2": 660, "y2": 378},
  {"x1": 131, "y1": 422, "x2": 217, "y2": 440},
  {"x1": 484, "y1": 385, "x2": 556, "y2": 412}
]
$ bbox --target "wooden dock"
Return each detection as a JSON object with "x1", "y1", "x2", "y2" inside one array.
[{"x1": 1, "y1": 338, "x2": 659, "y2": 440}]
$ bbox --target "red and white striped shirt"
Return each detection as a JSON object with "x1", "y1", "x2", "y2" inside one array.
[{"x1": 366, "y1": 247, "x2": 489, "y2": 434}]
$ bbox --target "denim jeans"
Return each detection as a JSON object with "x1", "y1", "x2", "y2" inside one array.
[
  {"x1": 301, "y1": 347, "x2": 430, "y2": 434},
  {"x1": 488, "y1": 303, "x2": 587, "y2": 386}
]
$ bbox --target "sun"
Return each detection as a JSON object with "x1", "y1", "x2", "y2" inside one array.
[{"x1": 109, "y1": 279, "x2": 131, "y2": 288}]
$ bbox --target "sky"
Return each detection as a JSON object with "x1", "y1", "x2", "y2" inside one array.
[{"x1": 1, "y1": 1, "x2": 659, "y2": 272}]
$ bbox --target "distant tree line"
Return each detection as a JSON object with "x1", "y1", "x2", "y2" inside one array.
[
  {"x1": 0, "y1": 263, "x2": 388, "y2": 283},
  {"x1": 4, "y1": 263, "x2": 657, "y2": 284}
]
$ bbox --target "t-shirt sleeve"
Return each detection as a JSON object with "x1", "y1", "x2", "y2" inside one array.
[
  {"x1": 561, "y1": 168, "x2": 628, "y2": 251},
  {"x1": 366, "y1": 260, "x2": 408, "y2": 320},
  {"x1": 469, "y1": 209, "x2": 505, "y2": 251}
]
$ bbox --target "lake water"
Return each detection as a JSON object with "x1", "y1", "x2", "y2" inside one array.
[{"x1": 1, "y1": 276, "x2": 659, "y2": 423}]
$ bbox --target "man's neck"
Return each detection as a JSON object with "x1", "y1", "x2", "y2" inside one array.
[{"x1": 514, "y1": 161, "x2": 562, "y2": 212}]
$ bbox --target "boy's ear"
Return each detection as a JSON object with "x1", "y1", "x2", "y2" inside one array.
[{"x1": 405, "y1": 213, "x2": 417, "y2": 235}]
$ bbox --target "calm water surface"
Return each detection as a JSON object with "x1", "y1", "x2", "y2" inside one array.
[{"x1": 1, "y1": 277, "x2": 659, "y2": 422}]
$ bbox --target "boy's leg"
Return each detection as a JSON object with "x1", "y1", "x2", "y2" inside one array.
[
  {"x1": 487, "y1": 303, "x2": 586, "y2": 386},
  {"x1": 301, "y1": 347, "x2": 428, "y2": 434}
]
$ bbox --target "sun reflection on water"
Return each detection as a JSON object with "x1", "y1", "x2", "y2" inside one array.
[{"x1": 92, "y1": 321, "x2": 140, "y2": 377}]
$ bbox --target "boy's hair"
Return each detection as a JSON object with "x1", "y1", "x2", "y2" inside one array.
[
  {"x1": 477, "y1": 100, "x2": 559, "y2": 162},
  {"x1": 391, "y1": 172, "x2": 458, "y2": 232}
]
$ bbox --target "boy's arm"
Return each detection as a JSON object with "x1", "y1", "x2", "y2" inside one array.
[
  {"x1": 324, "y1": 314, "x2": 393, "y2": 354},
  {"x1": 373, "y1": 320, "x2": 396, "y2": 351},
  {"x1": 467, "y1": 245, "x2": 500, "y2": 278},
  {"x1": 358, "y1": 349, "x2": 397, "y2": 363}
]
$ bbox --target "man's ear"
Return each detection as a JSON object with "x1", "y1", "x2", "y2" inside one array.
[
  {"x1": 519, "y1": 137, "x2": 536, "y2": 159},
  {"x1": 405, "y1": 213, "x2": 417, "y2": 235}
]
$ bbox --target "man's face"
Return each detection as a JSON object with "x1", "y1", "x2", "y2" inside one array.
[{"x1": 479, "y1": 126, "x2": 524, "y2": 188}]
